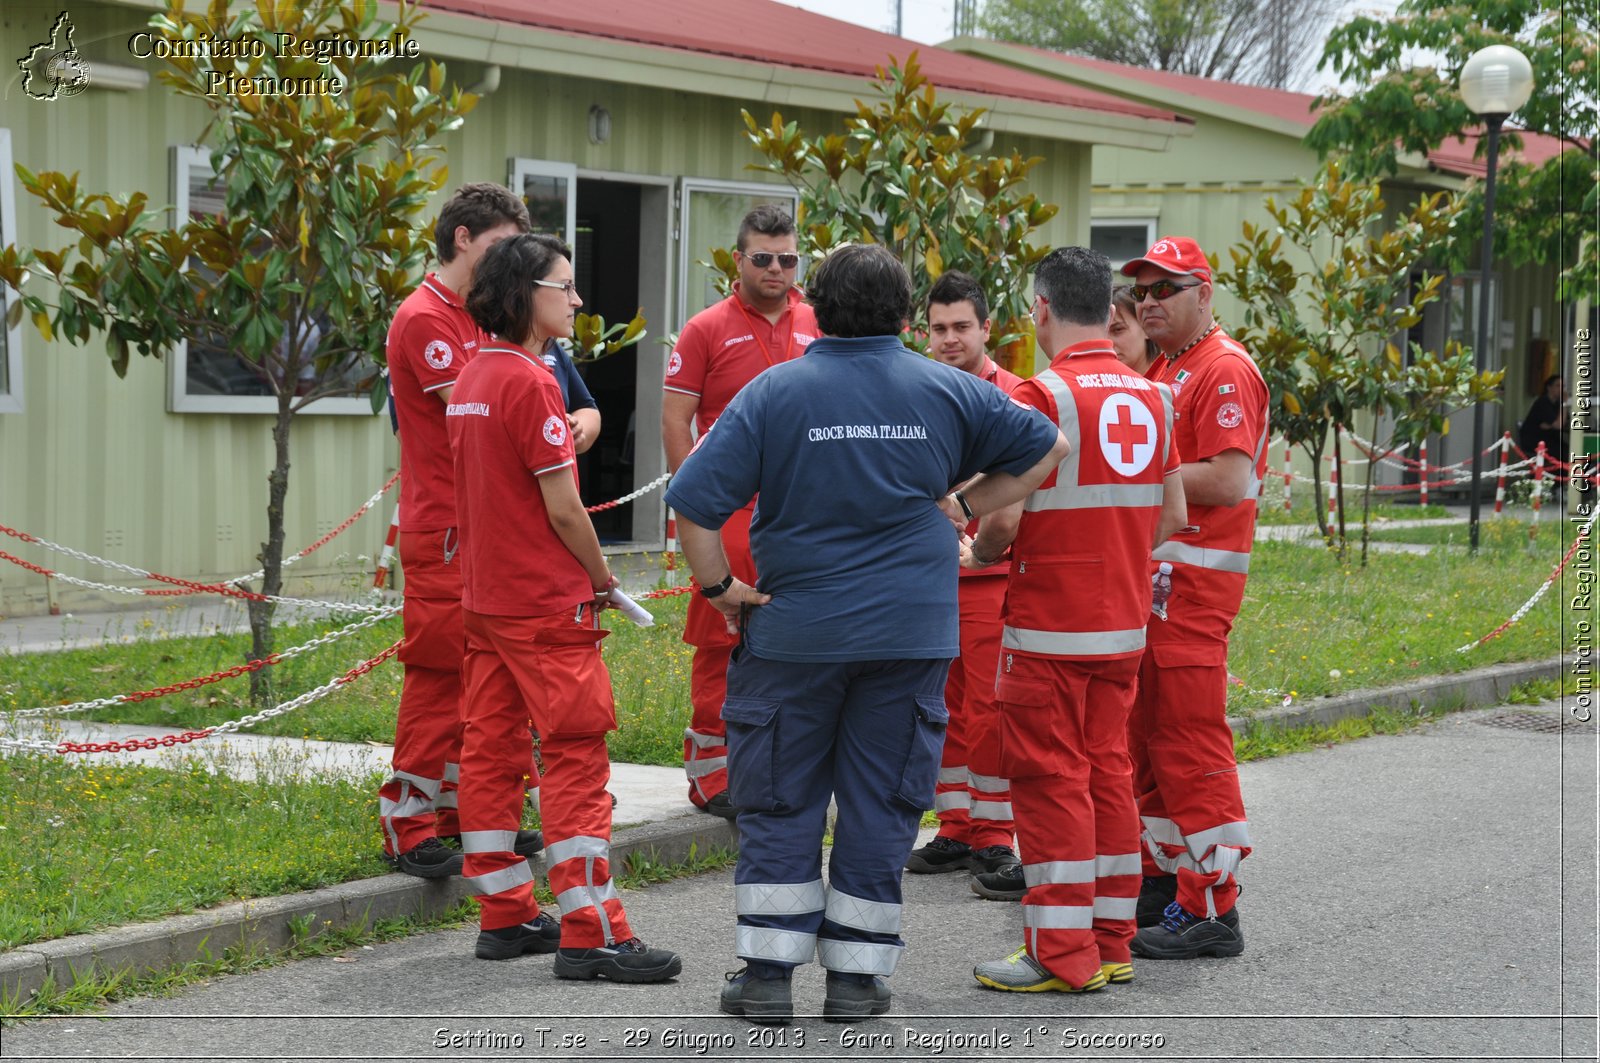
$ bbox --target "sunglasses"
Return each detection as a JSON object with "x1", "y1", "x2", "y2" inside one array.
[
  {"x1": 1131, "y1": 279, "x2": 1201, "y2": 302},
  {"x1": 532, "y1": 278, "x2": 579, "y2": 295},
  {"x1": 744, "y1": 252, "x2": 801, "y2": 269}
]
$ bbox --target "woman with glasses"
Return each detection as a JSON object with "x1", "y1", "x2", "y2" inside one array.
[
  {"x1": 448, "y1": 233, "x2": 682, "y2": 982},
  {"x1": 1109, "y1": 284, "x2": 1161, "y2": 376}
]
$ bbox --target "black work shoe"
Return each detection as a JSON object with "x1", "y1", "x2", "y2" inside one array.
[
  {"x1": 905, "y1": 836, "x2": 972, "y2": 874},
  {"x1": 390, "y1": 837, "x2": 464, "y2": 879},
  {"x1": 718, "y1": 968, "x2": 794, "y2": 1025},
  {"x1": 1136, "y1": 875, "x2": 1178, "y2": 927},
  {"x1": 823, "y1": 973, "x2": 891, "y2": 1022},
  {"x1": 971, "y1": 861, "x2": 1026, "y2": 901},
  {"x1": 701, "y1": 792, "x2": 739, "y2": 820},
  {"x1": 553, "y1": 937, "x2": 683, "y2": 983},
  {"x1": 969, "y1": 844, "x2": 1022, "y2": 876},
  {"x1": 475, "y1": 913, "x2": 561, "y2": 960},
  {"x1": 1130, "y1": 902, "x2": 1244, "y2": 959},
  {"x1": 440, "y1": 830, "x2": 545, "y2": 858}
]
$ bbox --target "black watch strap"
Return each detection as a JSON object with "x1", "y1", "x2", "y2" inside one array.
[{"x1": 700, "y1": 573, "x2": 735, "y2": 599}]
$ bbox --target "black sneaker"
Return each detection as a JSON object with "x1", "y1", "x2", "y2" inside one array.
[
  {"x1": 474, "y1": 913, "x2": 561, "y2": 960},
  {"x1": 719, "y1": 968, "x2": 794, "y2": 1025},
  {"x1": 390, "y1": 837, "x2": 463, "y2": 879},
  {"x1": 439, "y1": 830, "x2": 545, "y2": 858},
  {"x1": 702, "y1": 792, "x2": 739, "y2": 820},
  {"x1": 969, "y1": 845, "x2": 1022, "y2": 876},
  {"x1": 1136, "y1": 875, "x2": 1177, "y2": 927},
  {"x1": 971, "y1": 861, "x2": 1026, "y2": 901},
  {"x1": 905, "y1": 836, "x2": 972, "y2": 874},
  {"x1": 553, "y1": 937, "x2": 683, "y2": 983},
  {"x1": 823, "y1": 973, "x2": 891, "y2": 1022},
  {"x1": 1130, "y1": 902, "x2": 1244, "y2": 959}
]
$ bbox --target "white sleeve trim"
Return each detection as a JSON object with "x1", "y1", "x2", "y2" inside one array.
[
  {"x1": 663, "y1": 385, "x2": 703, "y2": 398},
  {"x1": 533, "y1": 458, "x2": 576, "y2": 476}
]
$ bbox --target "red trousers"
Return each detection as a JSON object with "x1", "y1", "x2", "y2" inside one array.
[
  {"x1": 460, "y1": 607, "x2": 633, "y2": 946},
  {"x1": 378, "y1": 528, "x2": 465, "y2": 857},
  {"x1": 681, "y1": 505, "x2": 755, "y2": 806},
  {"x1": 995, "y1": 653, "x2": 1142, "y2": 987},
  {"x1": 1128, "y1": 593, "x2": 1252, "y2": 918},
  {"x1": 933, "y1": 575, "x2": 1014, "y2": 849}
]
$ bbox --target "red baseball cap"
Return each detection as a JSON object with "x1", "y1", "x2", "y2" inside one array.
[{"x1": 1121, "y1": 236, "x2": 1212, "y2": 282}]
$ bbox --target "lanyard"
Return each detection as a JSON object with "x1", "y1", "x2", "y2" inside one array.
[{"x1": 733, "y1": 297, "x2": 796, "y2": 368}]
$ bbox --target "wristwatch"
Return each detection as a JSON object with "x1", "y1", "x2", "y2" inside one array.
[{"x1": 700, "y1": 573, "x2": 735, "y2": 599}]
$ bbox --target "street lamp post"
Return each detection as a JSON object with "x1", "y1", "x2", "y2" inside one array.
[{"x1": 1459, "y1": 45, "x2": 1535, "y2": 552}]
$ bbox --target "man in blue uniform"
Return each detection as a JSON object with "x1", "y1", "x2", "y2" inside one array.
[{"x1": 666, "y1": 244, "x2": 1067, "y2": 1026}]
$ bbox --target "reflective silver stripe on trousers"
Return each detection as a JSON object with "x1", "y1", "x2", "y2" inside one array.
[
  {"x1": 545, "y1": 835, "x2": 610, "y2": 866},
  {"x1": 465, "y1": 861, "x2": 534, "y2": 897},
  {"x1": 1188, "y1": 820, "x2": 1252, "y2": 853},
  {"x1": 459, "y1": 830, "x2": 518, "y2": 853},
  {"x1": 555, "y1": 880, "x2": 620, "y2": 918},
  {"x1": 934, "y1": 791, "x2": 970, "y2": 812},
  {"x1": 938, "y1": 765, "x2": 968, "y2": 785},
  {"x1": 1141, "y1": 816, "x2": 1184, "y2": 847},
  {"x1": 1026, "y1": 481, "x2": 1166, "y2": 512},
  {"x1": 825, "y1": 888, "x2": 902, "y2": 935},
  {"x1": 1002, "y1": 625, "x2": 1148, "y2": 657},
  {"x1": 685, "y1": 755, "x2": 728, "y2": 778},
  {"x1": 1023, "y1": 859, "x2": 1096, "y2": 889},
  {"x1": 387, "y1": 770, "x2": 441, "y2": 800},
  {"x1": 967, "y1": 771, "x2": 1008, "y2": 793},
  {"x1": 736, "y1": 925, "x2": 817, "y2": 966},
  {"x1": 433, "y1": 792, "x2": 458, "y2": 810},
  {"x1": 1093, "y1": 896, "x2": 1138, "y2": 920},
  {"x1": 970, "y1": 799, "x2": 1014, "y2": 821},
  {"x1": 736, "y1": 880, "x2": 826, "y2": 917},
  {"x1": 818, "y1": 937, "x2": 903, "y2": 976},
  {"x1": 684, "y1": 728, "x2": 724, "y2": 750},
  {"x1": 443, "y1": 762, "x2": 460, "y2": 784},
  {"x1": 378, "y1": 793, "x2": 433, "y2": 821},
  {"x1": 1096, "y1": 852, "x2": 1142, "y2": 878},
  {"x1": 1149, "y1": 540, "x2": 1252, "y2": 574},
  {"x1": 1021, "y1": 904, "x2": 1094, "y2": 930}
]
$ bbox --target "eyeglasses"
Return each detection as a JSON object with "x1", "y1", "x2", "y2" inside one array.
[
  {"x1": 532, "y1": 278, "x2": 579, "y2": 295},
  {"x1": 743, "y1": 252, "x2": 801, "y2": 270},
  {"x1": 1131, "y1": 279, "x2": 1201, "y2": 302}
]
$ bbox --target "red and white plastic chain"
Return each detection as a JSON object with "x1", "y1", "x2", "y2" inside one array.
[
  {"x1": 1456, "y1": 508, "x2": 1596, "y2": 653},
  {"x1": 585, "y1": 471, "x2": 672, "y2": 514},
  {"x1": 1, "y1": 604, "x2": 400, "y2": 721},
  {"x1": 229, "y1": 471, "x2": 399, "y2": 587}
]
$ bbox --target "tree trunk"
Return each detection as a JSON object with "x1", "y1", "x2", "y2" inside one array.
[
  {"x1": 1360, "y1": 417, "x2": 1379, "y2": 567},
  {"x1": 1332, "y1": 425, "x2": 1348, "y2": 561},
  {"x1": 246, "y1": 394, "x2": 295, "y2": 705},
  {"x1": 1304, "y1": 438, "x2": 1329, "y2": 539}
]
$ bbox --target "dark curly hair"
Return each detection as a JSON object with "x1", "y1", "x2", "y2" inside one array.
[
  {"x1": 434, "y1": 182, "x2": 531, "y2": 263},
  {"x1": 465, "y1": 233, "x2": 570, "y2": 344},
  {"x1": 806, "y1": 244, "x2": 911, "y2": 338}
]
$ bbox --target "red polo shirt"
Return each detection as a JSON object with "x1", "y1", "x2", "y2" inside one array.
[
  {"x1": 448, "y1": 343, "x2": 591, "y2": 617},
  {"x1": 663, "y1": 286, "x2": 818, "y2": 433},
  {"x1": 388, "y1": 273, "x2": 486, "y2": 532},
  {"x1": 960, "y1": 355, "x2": 1026, "y2": 581}
]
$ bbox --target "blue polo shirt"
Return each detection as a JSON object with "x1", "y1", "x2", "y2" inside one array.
[
  {"x1": 666, "y1": 334, "x2": 1059, "y2": 663},
  {"x1": 543, "y1": 340, "x2": 598, "y2": 412}
]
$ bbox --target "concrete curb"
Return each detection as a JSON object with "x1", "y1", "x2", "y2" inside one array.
[{"x1": 0, "y1": 657, "x2": 1562, "y2": 1007}]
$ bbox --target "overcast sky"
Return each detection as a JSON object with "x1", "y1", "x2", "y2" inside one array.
[{"x1": 772, "y1": 0, "x2": 1412, "y2": 94}]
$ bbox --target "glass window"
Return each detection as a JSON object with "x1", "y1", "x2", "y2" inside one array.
[
  {"x1": 1090, "y1": 219, "x2": 1157, "y2": 272},
  {"x1": 678, "y1": 179, "x2": 800, "y2": 325}
]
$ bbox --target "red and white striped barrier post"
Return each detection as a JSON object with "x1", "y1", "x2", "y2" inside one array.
[
  {"x1": 1531, "y1": 442, "x2": 1546, "y2": 529},
  {"x1": 372, "y1": 503, "x2": 400, "y2": 590},
  {"x1": 1418, "y1": 439, "x2": 1429, "y2": 508},
  {"x1": 1283, "y1": 441, "x2": 1292, "y2": 514},
  {"x1": 1327, "y1": 452, "x2": 1338, "y2": 527},
  {"x1": 1493, "y1": 431, "x2": 1511, "y2": 515},
  {"x1": 665, "y1": 509, "x2": 678, "y2": 573}
]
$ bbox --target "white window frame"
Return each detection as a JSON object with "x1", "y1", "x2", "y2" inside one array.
[
  {"x1": 509, "y1": 158, "x2": 578, "y2": 254},
  {"x1": 676, "y1": 177, "x2": 800, "y2": 328},
  {"x1": 166, "y1": 145, "x2": 373, "y2": 415},
  {"x1": 1089, "y1": 215, "x2": 1158, "y2": 271},
  {"x1": 0, "y1": 129, "x2": 23, "y2": 414}
]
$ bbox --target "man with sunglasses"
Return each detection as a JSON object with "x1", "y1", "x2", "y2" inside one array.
[
  {"x1": 662, "y1": 205, "x2": 818, "y2": 818},
  {"x1": 1120, "y1": 237, "x2": 1268, "y2": 961}
]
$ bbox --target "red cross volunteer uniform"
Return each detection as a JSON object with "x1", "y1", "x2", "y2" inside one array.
[
  {"x1": 448, "y1": 343, "x2": 633, "y2": 949},
  {"x1": 985, "y1": 340, "x2": 1178, "y2": 992},
  {"x1": 663, "y1": 286, "x2": 817, "y2": 808}
]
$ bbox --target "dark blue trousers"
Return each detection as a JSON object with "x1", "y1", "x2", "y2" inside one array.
[{"x1": 722, "y1": 648, "x2": 950, "y2": 976}]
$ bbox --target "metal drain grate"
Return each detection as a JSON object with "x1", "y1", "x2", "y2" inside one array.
[{"x1": 1476, "y1": 709, "x2": 1599, "y2": 735}]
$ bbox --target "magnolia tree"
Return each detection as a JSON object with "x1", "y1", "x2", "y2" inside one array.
[
  {"x1": 1215, "y1": 161, "x2": 1501, "y2": 559},
  {"x1": 0, "y1": 0, "x2": 469, "y2": 698},
  {"x1": 742, "y1": 53, "x2": 1059, "y2": 373}
]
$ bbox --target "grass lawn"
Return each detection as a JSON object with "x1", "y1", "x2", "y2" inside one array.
[
  {"x1": 1364, "y1": 516, "x2": 1570, "y2": 552},
  {"x1": 0, "y1": 532, "x2": 1574, "y2": 953}
]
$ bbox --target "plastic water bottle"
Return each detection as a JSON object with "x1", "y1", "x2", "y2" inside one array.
[{"x1": 1150, "y1": 562, "x2": 1174, "y2": 621}]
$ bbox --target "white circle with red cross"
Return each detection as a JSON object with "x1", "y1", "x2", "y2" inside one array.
[
  {"x1": 424, "y1": 339, "x2": 453, "y2": 370},
  {"x1": 1098, "y1": 395, "x2": 1157, "y2": 475},
  {"x1": 543, "y1": 415, "x2": 567, "y2": 446}
]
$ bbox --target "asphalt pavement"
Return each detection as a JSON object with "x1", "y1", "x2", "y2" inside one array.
[{"x1": 3, "y1": 700, "x2": 1594, "y2": 1063}]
